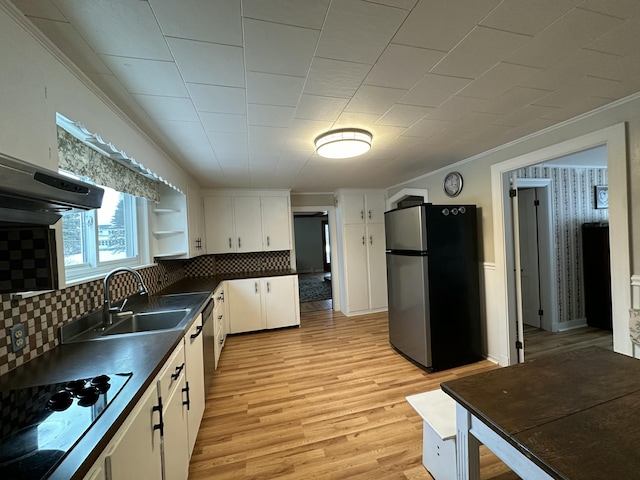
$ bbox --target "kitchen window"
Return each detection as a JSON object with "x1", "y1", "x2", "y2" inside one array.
[{"x1": 61, "y1": 173, "x2": 149, "y2": 282}]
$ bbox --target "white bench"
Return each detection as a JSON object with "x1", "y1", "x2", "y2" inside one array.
[{"x1": 406, "y1": 389, "x2": 457, "y2": 480}]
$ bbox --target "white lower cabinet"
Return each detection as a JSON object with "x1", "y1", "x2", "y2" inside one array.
[
  {"x1": 102, "y1": 340, "x2": 195, "y2": 480},
  {"x1": 213, "y1": 284, "x2": 227, "y2": 369},
  {"x1": 227, "y1": 275, "x2": 300, "y2": 334},
  {"x1": 185, "y1": 316, "x2": 206, "y2": 455}
]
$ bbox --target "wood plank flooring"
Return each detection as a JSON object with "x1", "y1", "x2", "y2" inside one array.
[
  {"x1": 523, "y1": 325, "x2": 613, "y2": 360},
  {"x1": 189, "y1": 309, "x2": 517, "y2": 479}
]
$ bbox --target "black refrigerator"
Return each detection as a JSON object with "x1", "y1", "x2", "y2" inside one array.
[{"x1": 384, "y1": 203, "x2": 482, "y2": 371}]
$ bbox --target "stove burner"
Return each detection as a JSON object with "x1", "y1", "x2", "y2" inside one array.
[
  {"x1": 64, "y1": 380, "x2": 87, "y2": 395},
  {"x1": 76, "y1": 386, "x2": 100, "y2": 407},
  {"x1": 91, "y1": 374, "x2": 110, "y2": 386},
  {"x1": 46, "y1": 391, "x2": 73, "y2": 412}
]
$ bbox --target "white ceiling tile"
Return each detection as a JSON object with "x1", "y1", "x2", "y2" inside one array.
[
  {"x1": 432, "y1": 27, "x2": 531, "y2": 79},
  {"x1": 149, "y1": 0, "x2": 242, "y2": 45},
  {"x1": 28, "y1": 17, "x2": 111, "y2": 74},
  {"x1": 101, "y1": 56, "x2": 188, "y2": 97},
  {"x1": 578, "y1": 0, "x2": 640, "y2": 19},
  {"x1": 586, "y1": 18, "x2": 640, "y2": 57},
  {"x1": 248, "y1": 125, "x2": 289, "y2": 153},
  {"x1": 368, "y1": 125, "x2": 405, "y2": 147},
  {"x1": 426, "y1": 96, "x2": 492, "y2": 122},
  {"x1": 393, "y1": 0, "x2": 500, "y2": 51},
  {"x1": 375, "y1": 104, "x2": 433, "y2": 127},
  {"x1": 364, "y1": 44, "x2": 445, "y2": 89},
  {"x1": 402, "y1": 118, "x2": 452, "y2": 138},
  {"x1": 248, "y1": 104, "x2": 295, "y2": 127},
  {"x1": 246, "y1": 72, "x2": 305, "y2": 106},
  {"x1": 345, "y1": 85, "x2": 407, "y2": 114},
  {"x1": 200, "y1": 112, "x2": 247, "y2": 133},
  {"x1": 167, "y1": 38, "x2": 244, "y2": 87},
  {"x1": 334, "y1": 112, "x2": 381, "y2": 130},
  {"x1": 459, "y1": 63, "x2": 542, "y2": 100},
  {"x1": 132, "y1": 94, "x2": 199, "y2": 122},
  {"x1": 53, "y1": 0, "x2": 172, "y2": 60},
  {"x1": 208, "y1": 132, "x2": 248, "y2": 157},
  {"x1": 534, "y1": 76, "x2": 625, "y2": 108},
  {"x1": 366, "y1": 0, "x2": 418, "y2": 9},
  {"x1": 400, "y1": 74, "x2": 473, "y2": 107},
  {"x1": 242, "y1": 0, "x2": 330, "y2": 29},
  {"x1": 284, "y1": 119, "x2": 334, "y2": 150},
  {"x1": 295, "y1": 95, "x2": 349, "y2": 122},
  {"x1": 491, "y1": 104, "x2": 560, "y2": 127},
  {"x1": 244, "y1": 19, "x2": 319, "y2": 76},
  {"x1": 304, "y1": 58, "x2": 371, "y2": 98},
  {"x1": 482, "y1": 86, "x2": 554, "y2": 115},
  {"x1": 14, "y1": 0, "x2": 67, "y2": 20},
  {"x1": 187, "y1": 83, "x2": 246, "y2": 113},
  {"x1": 480, "y1": 0, "x2": 581, "y2": 36},
  {"x1": 316, "y1": 0, "x2": 409, "y2": 64},
  {"x1": 505, "y1": 8, "x2": 624, "y2": 69}
]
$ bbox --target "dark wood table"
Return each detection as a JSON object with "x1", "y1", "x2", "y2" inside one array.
[{"x1": 441, "y1": 346, "x2": 640, "y2": 480}]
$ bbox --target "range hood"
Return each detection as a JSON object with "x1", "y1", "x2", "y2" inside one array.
[{"x1": 0, "y1": 152, "x2": 104, "y2": 225}]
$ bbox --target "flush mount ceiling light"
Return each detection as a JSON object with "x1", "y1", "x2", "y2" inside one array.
[{"x1": 314, "y1": 128, "x2": 372, "y2": 159}]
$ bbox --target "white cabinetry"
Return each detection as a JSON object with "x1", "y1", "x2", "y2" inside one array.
[
  {"x1": 227, "y1": 275, "x2": 300, "y2": 334},
  {"x1": 203, "y1": 191, "x2": 292, "y2": 254},
  {"x1": 213, "y1": 284, "x2": 227, "y2": 369},
  {"x1": 151, "y1": 184, "x2": 188, "y2": 259},
  {"x1": 102, "y1": 340, "x2": 195, "y2": 480},
  {"x1": 187, "y1": 184, "x2": 206, "y2": 257},
  {"x1": 185, "y1": 315, "x2": 206, "y2": 455},
  {"x1": 337, "y1": 190, "x2": 388, "y2": 316}
]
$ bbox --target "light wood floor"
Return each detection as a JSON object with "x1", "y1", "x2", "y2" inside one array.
[
  {"x1": 189, "y1": 309, "x2": 518, "y2": 479},
  {"x1": 524, "y1": 325, "x2": 613, "y2": 360}
]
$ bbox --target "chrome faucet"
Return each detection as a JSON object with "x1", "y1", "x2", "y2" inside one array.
[{"x1": 103, "y1": 267, "x2": 148, "y2": 328}]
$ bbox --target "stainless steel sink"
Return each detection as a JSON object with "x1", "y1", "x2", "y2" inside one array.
[{"x1": 102, "y1": 309, "x2": 190, "y2": 336}]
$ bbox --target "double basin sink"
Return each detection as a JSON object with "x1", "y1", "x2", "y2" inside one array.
[{"x1": 60, "y1": 292, "x2": 209, "y2": 344}]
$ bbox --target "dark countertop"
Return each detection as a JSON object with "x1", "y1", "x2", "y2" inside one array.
[
  {"x1": 157, "y1": 269, "x2": 298, "y2": 295},
  {"x1": 0, "y1": 269, "x2": 297, "y2": 479},
  {"x1": 441, "y1": 346, "x2": 640, "y2": 479},
  {"x1": 0, "y1": 291, "x2": 211, "y2": 480}
]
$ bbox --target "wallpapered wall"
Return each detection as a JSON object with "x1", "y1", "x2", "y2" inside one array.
[
  {"x1": 517, "y1": 166, "x2": 609, "y2": 327},
  {"x1": 0, "y1": 251, "x2": 290, "y2": 376}
]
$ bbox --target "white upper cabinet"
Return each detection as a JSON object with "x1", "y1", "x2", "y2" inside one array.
[
  {"x1": 187, "y1": 184, "x2": 206, "y2": 257},
  {"x1": 261, "y1": 196, "x2": 291, "y2": 251},
  {"x1": 203, "y1": 190, "x2": 292, "y2": 254},
  {"x1": 342, "y1": 193, "x2": 386, "y2": 224}
]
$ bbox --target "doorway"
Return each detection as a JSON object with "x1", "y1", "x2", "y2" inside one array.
[
  {"x1": 293, "y1": 211, "x2": 333, "y2": 312},
  {"x1": 491, "y1": 124, "x2": 630, "y2": 366}
]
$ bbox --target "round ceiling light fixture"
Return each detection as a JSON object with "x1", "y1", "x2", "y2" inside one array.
[{"x1": 314, "y1": 128, "x2": 372, "y2": 159}]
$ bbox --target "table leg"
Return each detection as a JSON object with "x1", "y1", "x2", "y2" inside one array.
[{"x1": 456, "y1": 402, "x2": 480, "y2": 480}]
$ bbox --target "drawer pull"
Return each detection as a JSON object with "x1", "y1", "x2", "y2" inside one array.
[
  {"x1": 182, "y1": 382, "x2": 191, "y2": 410},
  {"x1": 190, "y1": 325, "x2": 203, "y2": 339},
  {"x1": 171, "y1": 363, "x2": 185, "y2": 380}
]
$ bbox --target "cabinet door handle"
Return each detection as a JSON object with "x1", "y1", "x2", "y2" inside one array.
[
  {"x1": 362, "y1": 236, "x2": 365, "y2": 245},
  {"x1": 369, "y1": 235, "x2": 373, "y2": 245},
  {"x1": 368, "y1": 210, "x2": 372, "y2": 220},
  {"x1": 266, "y1": 235, "x2": 270, "y2": 246},
  {"x1": 267, "y1": 282, "x2": 271, "y2": 293},
  {"x1": 218, "y1": 314, "x2": 223, "y2": 320},
  {"x1": 190, "y1": 325, "x2": 203, "y2": 339},
  {"x1": 228, "y1": 237, "x2": 232, "y2": 248},
  {"x1": 360, "y1": 209, "x2": 364, "y2": 220},
  {"x1": 182, "y1": 381, "x2": 191, "y2": 410},
  {"x1": 238, "y1": 237, "x2": 241, "y2": 248},
  {"x1": 171, "y1": 362, "x2": 185, "y2": 380},
  {"x1": 219, "y1": 337, "x2": 224, "y2": 345},
  {"x1": 153, "y1": 397, "x2": 164, "y2": 436},
  {"x1": 255, "y1": 282, "x2": 258, "y2": 293}
]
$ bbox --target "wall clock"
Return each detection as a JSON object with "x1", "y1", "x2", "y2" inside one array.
[{"x1": 443, "y1": 171, "x2": 463, "y2": 197}]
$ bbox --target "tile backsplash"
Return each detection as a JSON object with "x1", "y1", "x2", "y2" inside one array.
[{"x1": 0, "y1": 251, "x2": 290, "y2": 376}]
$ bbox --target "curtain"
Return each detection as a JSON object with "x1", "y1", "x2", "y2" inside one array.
[{"x1": 57, "y1": 127, "x2": 161, "y2": 202}]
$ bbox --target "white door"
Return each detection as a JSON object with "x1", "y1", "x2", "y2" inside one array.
[
  {"x1": 233, "y1": 196, "x2": 263, "y2": 252},
  {"x1": 162, "y1": 375, "x2": 190, "y2": 480},
  {"x1": 204, "y1": 196, "x2": 235, "y2": 254},
  {"x1": 185, "y1": 318, "x2": 205, "y2": 455},
  {"x1": 262, "y1": 196, "x2": 291, "y2": 251},
  {"x1": 263, "y1": 276, "x2": 299, "y2": 329},
  {"x1": 365, "y1": 194, "x2": 386, "y2": 223},
  {"x1": 227, "y1": 278, "x2": 263, "y2": 333},
  {"x1": 342, "y1": 194, "x2": 366, "y2": 224},
  {"x1": 367, "y1": 223, "x2": 388, "y2": 310},
  {"x1": 518, "y1": 188, "x2": 542, "y2": 328},
  {"x1": 343, "y1": 224, "x2": 370, "y2": 312}
]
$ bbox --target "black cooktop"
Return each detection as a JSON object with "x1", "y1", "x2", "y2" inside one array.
[{"x1": 0, "y1": 372, "x2": 132, "y2": 479}]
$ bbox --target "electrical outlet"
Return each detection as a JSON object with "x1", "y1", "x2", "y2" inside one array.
[{"x1": 10, "y1": 323, "x2": 27, "y2": 351}]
